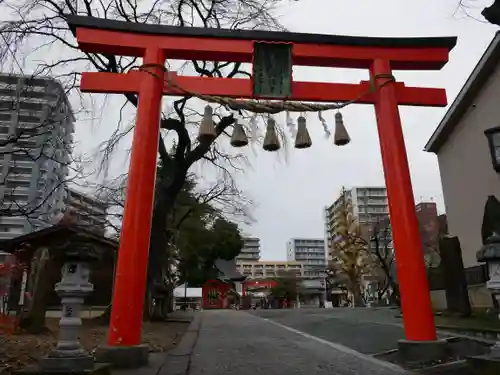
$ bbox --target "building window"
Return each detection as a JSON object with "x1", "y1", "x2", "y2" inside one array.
[{"x1": 485, "y1": 126, "x2": 500, "y2": 172}]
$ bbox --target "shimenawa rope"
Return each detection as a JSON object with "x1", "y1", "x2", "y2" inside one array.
[{"x1": 132, "y1": 64, "x2": 395, "y2": 114}]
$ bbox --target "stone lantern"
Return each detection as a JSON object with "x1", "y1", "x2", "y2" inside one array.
[
  {"x1": 467, "y1": 232, "x2": 500, "y2": 374},
  {"x1": 22, "y1": 238, "x2": 110, "y2": 375},
  {"x1": 477, "y1": 232, "x2": 500, "y2": 320}
]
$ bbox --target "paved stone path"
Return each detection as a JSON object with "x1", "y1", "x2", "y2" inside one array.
[
  {"x1": 251, "y1": 308, "x2": 408, "y2": 355},
  {"x1": 188, "y1": 310, "x2": 408, "y2": 375}
]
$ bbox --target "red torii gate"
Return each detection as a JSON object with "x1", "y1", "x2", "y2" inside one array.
[{"x1": 67, "y1": 16, "x2": 456, "y2": 347}]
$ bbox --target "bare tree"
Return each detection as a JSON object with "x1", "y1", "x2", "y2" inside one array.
[
  {"x1": 92, "y1": 169, "x2": 253, "y2": 238},
  {"x1": 369, "y1": 217, "x2": 400, "y2": 305},
  {"x1": 0, "y1": 0, "x2": 285, "y2": 317},
  {"x1": 456, "y1": 0, "x2": 495, "y2": 22}
]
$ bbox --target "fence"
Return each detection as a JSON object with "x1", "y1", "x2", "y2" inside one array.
[
  {"x1": 428, "y1": 264, "x2": 496, "y2": 310},
  {"x1": 427, "y1": 264, "x2": 489, "y2": 291}
]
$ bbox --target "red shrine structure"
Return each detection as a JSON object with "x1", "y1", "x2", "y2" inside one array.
[
  {"x1": 202, "y1": 279, "x2": 279, "y2": 309},
  {"x1": 67, "y1": 16, "x2": 456, "y2": 347}
]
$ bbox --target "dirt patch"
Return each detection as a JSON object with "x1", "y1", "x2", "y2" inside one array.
[{"x1": 0, "y1": 318, "x2": 189, "y2": 372}]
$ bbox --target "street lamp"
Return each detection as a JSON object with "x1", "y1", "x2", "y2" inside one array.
[{"x1": 484, "y1": 127, "x2": 500, "y2": 172}]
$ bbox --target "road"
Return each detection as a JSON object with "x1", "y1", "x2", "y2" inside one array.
[
  {"x1": 187, "y1": 309, "x2": 408, "y2": 375},
  {"x1": 250, "y1": 307, "x2": 408, "y2": 355}
]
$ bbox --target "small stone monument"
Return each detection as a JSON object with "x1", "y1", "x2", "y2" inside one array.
[
  {"x1": 467, "y1": 195, "x2": 500, "y2": 374},
  {"x1": 17, "y1": 239, "x2": 110, "y2": 375}
]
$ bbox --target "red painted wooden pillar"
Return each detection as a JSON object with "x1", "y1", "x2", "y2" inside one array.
[
  {"x1": 108, "y1": 47, "x2": 165, "y2": 346},
  {"x1": 370, "y1": 59, "x2": 437, "y2": 341}
]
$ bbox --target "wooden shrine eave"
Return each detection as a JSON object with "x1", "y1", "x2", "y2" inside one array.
[
  {"x1": 66, "y1": 16, "x2": 457, "y2": 70},
  {"x1": 80, "y1": 71, "x2": 448, "y2": 107}
]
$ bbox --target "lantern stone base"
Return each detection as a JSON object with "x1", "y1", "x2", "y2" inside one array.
[
  {"x1": 467, "y1": 354, "x2": 500, "y2": 375},
  {"x1": 397, "y1": 339, "x2": 448, "y2": 366},
  {"x1": 13, "y1": 362, "x2": 110, "y2": 375},
  {"x1": 94, "y1": 344, "x2": 149, "y2": 369}
]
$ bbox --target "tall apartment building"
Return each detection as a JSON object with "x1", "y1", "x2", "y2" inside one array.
[
  {"x1": 64, "y1": 188, "x2": 108, "y2": 236},
  {"x1": 235, "y1": 237, "x2": 261, "y2": 261},
  {"x1": 324, "y1": 186, "x2": 391, "y2": 258},
  {"x1": 235, "y1": 260, "x2": 304, "y2": 279},
  {"x1": 286, "y1": 238, "x2": 326, "y2": 278},
  {"x1": 0, "y1": 74, "x2": 74, "y2": 243}
]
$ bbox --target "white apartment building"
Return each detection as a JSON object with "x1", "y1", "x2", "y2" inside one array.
[
  {"x1": 235, "y1": 260, "x2": 304, "y2": 279},
  {"x1": 286, "y1": 238, "x2": 326, "y2": 278},
  {"x1": 235, "y1": 236, "x2": 261, "y2": 261},
  {"x1": 0, "y1": 74, "x2": 74, "y2": 243},
  {"x1": 324, "y1": 186, "x2": 391, "y2": 258}
]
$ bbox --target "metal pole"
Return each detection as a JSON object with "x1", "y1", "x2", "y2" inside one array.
[{"x1": 184, "y1": 279, "x2": 187, "y2": 310}]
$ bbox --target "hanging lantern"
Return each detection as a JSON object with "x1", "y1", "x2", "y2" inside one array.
[
  {"x1": 295, "y1": 116, "x2": 312, "y2": 149},
  {"x1": 263, "y1": 117, "x2": 280, "y2": 151},
  {"x1": 334, "y1": 112, "x2": 351, "y2": 146},
  {"x1": 230, "y1": 119, "x2": 248, "y2": 148},
  {"x1": 197, "y1": 105, "x2": 216, "y2": 142}
]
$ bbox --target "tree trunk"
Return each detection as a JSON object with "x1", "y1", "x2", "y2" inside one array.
[
  {"x1": 145, "y1": 166, "x2": 187, "y2": 320},
  {"x1": 348, "y1": 274, "x2": 364, "y2": 307},
  {"x1": 389, "y1": 284, "x2": 401, "y2": 307},
  {"x1": 352, "y1": 287, "x2": 364, "y2": 307},
  {"x1": 92, "y1": 162, "x2": 188, "y2": 323},
  {"x1": 20, "y1": 249, "x2": 53, "y2": 333}
]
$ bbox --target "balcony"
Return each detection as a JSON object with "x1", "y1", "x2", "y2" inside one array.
[
  {"x1": 4, "y1": 186, "x2": 31, "y2": 195},
  {"x1": 365, "y1": 200, "x2": 388, "y2": 206},
  {"x1": 0, "y1": 229, "x2": 24, "y2": 240},
  {"x1": 0, "y1": 216, "x2": 25, "y2": 226}
]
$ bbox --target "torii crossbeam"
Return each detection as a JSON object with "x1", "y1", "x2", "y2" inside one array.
[{"x1": 67, "y1": 15, "x2": 456, "y2": 349}]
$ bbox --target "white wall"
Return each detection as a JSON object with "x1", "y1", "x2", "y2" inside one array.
[{"x1": 437, "y1": 61, "x2": 500, "y2": 267}]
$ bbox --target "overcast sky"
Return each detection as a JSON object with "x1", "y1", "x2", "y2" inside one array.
[
  {"x1": 233, "y1": 0, "x2": 498, "y2": 260},
  {"x1": 92, "y1": 0, "x2": 497, "y2": 261},
  {"x1": 10, "y1": 0, "x2": 497, "y2": 261}
]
